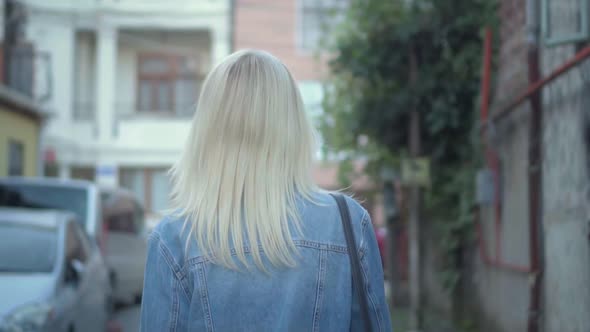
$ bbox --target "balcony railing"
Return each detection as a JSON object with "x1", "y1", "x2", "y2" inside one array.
[{"x1": 115, "y1": 101, "x2": 197, "y2": 119}]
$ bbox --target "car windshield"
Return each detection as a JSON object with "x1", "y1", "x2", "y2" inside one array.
[
  {"x1": 0, "y1": 223, "x2": 57, "y2": 273},
  {"x1": 0, "y1": 183, "x2": 88, "y2": 230}
]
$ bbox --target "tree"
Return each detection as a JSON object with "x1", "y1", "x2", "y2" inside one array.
[{"x1": 322, "y1": 0, "x2": 497, "y2": 292}]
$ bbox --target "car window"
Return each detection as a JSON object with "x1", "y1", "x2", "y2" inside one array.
[
  {"x1": 107, "y1": 212, "x2": 136, "y2": 234},
  {"x1": 66, "y1": 222, "x2": 87, "y2": 263},
  {"x1": 0, "y1": 222, "x2": 57, "y2": 273},
  {"x1": 0, "y1": 183, "x2": 89, "y2": 230}
]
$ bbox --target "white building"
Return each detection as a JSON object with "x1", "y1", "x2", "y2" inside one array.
[{"x1": 24, "y1": 0, "x2": 232, "y2": 214}]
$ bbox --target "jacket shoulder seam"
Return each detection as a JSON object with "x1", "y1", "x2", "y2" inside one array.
[{"x1": 151, "y1": 231, "x2": 191, "y2": 299}]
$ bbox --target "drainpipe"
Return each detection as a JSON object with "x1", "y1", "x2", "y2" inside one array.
[{"x1": 526, "y1": 0, "x2": 543, "y2": 331}]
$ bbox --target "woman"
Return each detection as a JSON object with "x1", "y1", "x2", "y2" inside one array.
[{"x1": 140, "y1": 50, "x2": 391, "y2": 331}]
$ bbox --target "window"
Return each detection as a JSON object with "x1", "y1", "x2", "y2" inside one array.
[
  {"x1": 120, "y1": 169, "x2": 146, "y2": 207},
  {"x1": 8, "y1": 140, "x2": 24, "y2": 176},
  {"x1": 71, "y1": 167, "x2": 95, "y2": 181},
  {"x1": 7, "y1": 44, "x2": 34, "y2": 97},
  {"x1": 0, "y1": 223, "x2": 57, "y2": 273},
  {"x1": 120, "y1": 168, "x2": 170, "y2": 213},
  {"x1": 299, "y1": 0, "x2": 348, "y2": 51},
  {"x1": 151, "y1": 170, "x2": 171, "y2": 212},
  {"x1": 137, "y1": 54, "x2": 200, "y2": 116},
  {"x1": 0, "y1": 183, "x2": 89, "y2": 231},
  {"x1": 542, "y1": 0, "x2": 589, "y2": 45}
]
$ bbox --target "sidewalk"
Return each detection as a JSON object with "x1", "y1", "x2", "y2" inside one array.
[{"x1": 391, "y1": 307, "x2": 460, "y2": 332}]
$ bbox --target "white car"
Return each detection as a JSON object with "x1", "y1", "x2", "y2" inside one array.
[
  {"x1": 0, "y1": 177, "x2": 105, "y2": 252},
  {"x1": 100, "y1": 188, "x2": 147, "y2": 304},
  {"x1": 0, "y1": 208, "x2": 110, "y2": 332}
]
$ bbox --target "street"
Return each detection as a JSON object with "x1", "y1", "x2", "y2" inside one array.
[{"x1": 113, "y1": 305, "x2": 141, "y2": 332}]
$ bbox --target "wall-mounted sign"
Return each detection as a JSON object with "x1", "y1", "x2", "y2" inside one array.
[{"x1": 401, "y1": 158, "x2": 430, "y2": 187}]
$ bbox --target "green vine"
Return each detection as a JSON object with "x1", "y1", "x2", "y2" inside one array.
[{"x1": 321, "y1": 0, "x2": 497, "y2": 293}]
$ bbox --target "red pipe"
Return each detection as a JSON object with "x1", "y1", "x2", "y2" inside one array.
[
  {"x1": 480, "y1": 28, "x2": 492, "y2": 121},
  {"x1": 526, "y1": 33, "x2": 544, "y2": 332},
  {"x1": 486, "y1": 45, "x2": 590, "y2": 125},
  {"x1": 478, "y1": 33, "x2": 590, "y2": 275},
  {"x1": 478, "y1": 27, "x2": 532, "y2": 273},
  {"x1": 475, "y1": 217, "x2": 531, "y2": 273}
]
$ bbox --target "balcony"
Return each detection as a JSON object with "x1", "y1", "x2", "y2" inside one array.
[{"x1": 114, "y1": 29, "x2": 210, "y2": 119}]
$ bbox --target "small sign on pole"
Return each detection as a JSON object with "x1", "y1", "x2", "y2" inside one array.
[{"x1": 401, "y1": 158, "x2": 430, "y2": 187}]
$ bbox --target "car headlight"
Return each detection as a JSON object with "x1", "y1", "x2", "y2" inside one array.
[{"x1": 0, "y1": 303, "x2": 53, "y2": 332}]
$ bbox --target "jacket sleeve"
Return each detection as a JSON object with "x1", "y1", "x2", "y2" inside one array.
[
  {"x1": 140, "y1": 232, "x2": 187, "y2": 332},
  {"x1": 353, "y1": 211, "x2": 393, "y2": 332}
]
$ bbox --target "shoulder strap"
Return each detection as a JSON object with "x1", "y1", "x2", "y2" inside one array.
[{"x1": 330, "y1": 193, "x2": 373, "y2": 332}]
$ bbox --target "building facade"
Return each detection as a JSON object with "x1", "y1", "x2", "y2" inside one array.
[
  {"x1": 471, "y1": 0, "x2": 590, "y2": 331},
  {"x1": 233, "y1": 0, "x2": 383, "y2": 225},
  {"x1": 0, "y1": 87, "x2": 45, "y2": 177},
  {"x1": 23, "y1": 0, "x2": 232, "y2": 215},
  {"x1": 0, "y1": 1, "x2": 46, "y2": 178},
  {"x1": 234, "y1": 0, "x2": 343, "y2": 148}
]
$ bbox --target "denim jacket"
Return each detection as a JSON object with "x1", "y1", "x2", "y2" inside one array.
[{"x1": 140, "y1": 192, "x2": 392, "y2": 331}]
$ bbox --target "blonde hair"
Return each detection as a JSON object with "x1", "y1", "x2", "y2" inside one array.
[{"x1": 170, "y1": 50, "x2": 318, "y2": 270}]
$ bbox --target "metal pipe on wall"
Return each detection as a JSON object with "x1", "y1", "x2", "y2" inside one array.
[
  {"x1": 478, "y1": 28, "x2": 533, "y2": 274},
  {"x1": 478, "y1": 3, "x2": 590, "y2": 330},
  {"x1": 525, "y1": 0, "x2": 543, "y2": 331}
]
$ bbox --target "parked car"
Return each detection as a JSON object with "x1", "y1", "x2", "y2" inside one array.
[
  {"x1": 0, "y1": 208, "x2": 110, "y2": 332},
  {"x1": 0, "y1": 177, "x2": 105, "y2": 252},
  {"x1": 101, "y1": 188, "x2": 147, "y2": 304}
]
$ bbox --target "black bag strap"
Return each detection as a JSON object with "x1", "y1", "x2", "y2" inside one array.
[{"x1": 330, "y1": 193, "x2": 373, "y2": 332}]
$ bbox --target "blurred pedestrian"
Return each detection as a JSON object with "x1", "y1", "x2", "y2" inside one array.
[{"x1": 139, "y1": 50, "x2": 391, "y2": 331}]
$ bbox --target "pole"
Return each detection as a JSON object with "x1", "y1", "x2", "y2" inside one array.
[
  {"x1": 408, "y1": 45, "x2": 422, "y2": 331},
  {"x1": 526, "y1": 1, "x2": 543, "y2": 331}
]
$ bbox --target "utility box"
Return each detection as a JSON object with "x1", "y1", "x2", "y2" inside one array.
[{"x1": 476, "y1": 168, "x2": 495, "y2": 205}]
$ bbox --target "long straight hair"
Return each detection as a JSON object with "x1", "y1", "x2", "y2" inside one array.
[{"x1": 170, "y1": 50, "x2": 319, "y2": 270}]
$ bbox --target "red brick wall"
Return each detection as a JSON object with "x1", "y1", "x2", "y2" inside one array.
[{"x1": 234, "y1": 0, "x2": 328, "y2": 81}]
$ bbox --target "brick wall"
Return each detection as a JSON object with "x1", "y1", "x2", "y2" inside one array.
[{"x1": 234, "y1": 0, "x2": 328, "y2": 81}]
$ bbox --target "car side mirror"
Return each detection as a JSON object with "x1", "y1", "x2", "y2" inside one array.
[
  {"x1": 65, "y1": 259, "x2": 85, "y2": 285},
  {"x1": 71, "y1": 259, "x2": 85, "y2": 275}
]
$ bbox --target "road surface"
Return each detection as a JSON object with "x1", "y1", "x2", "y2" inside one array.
[{"x1": 113, "y1": 305, "x2": 140, "y2": 332}]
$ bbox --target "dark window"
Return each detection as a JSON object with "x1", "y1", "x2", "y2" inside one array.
[
  {"x1": 8, "y1": 140, "x2": 24, "y2": 176},
  {"x1": 71, "y1": 167, "x2": 96, "y2": 181},
  {"x1": 107, "y1": 212, "x2": 136, "y2": 234},
  {"x1": 102, "y1": 190, "x2": 144, "y2": 234},
  {"x1": 137, "y1": 54, "x2": 200, "y2": 116},
  {"x1": 7, "y1": 44, "x2": 34, "y2": 97}
]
